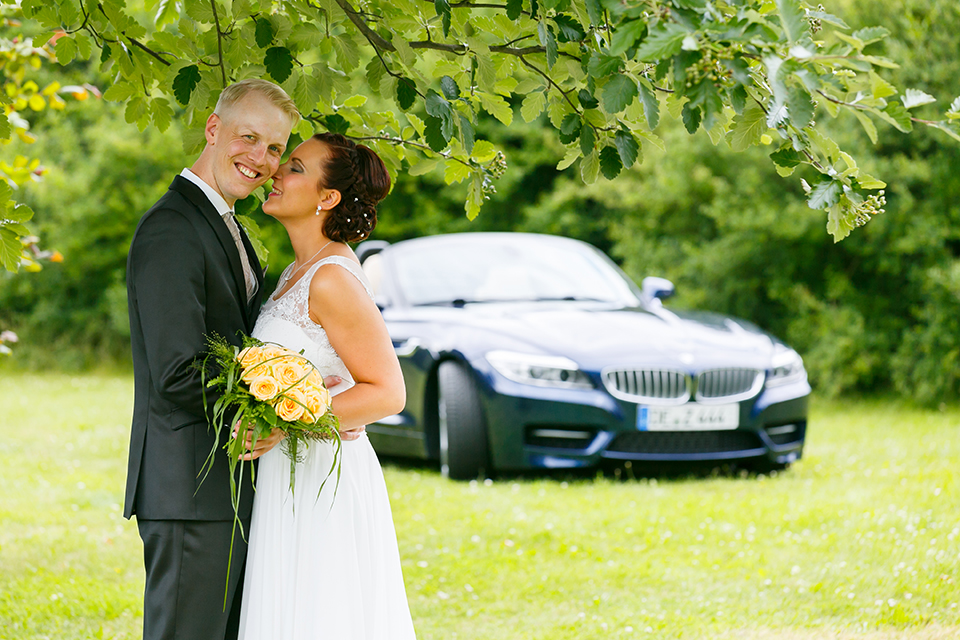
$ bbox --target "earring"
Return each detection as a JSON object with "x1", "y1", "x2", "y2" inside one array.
[{"x1": 316, "y1": 205, "x2": 323, "y2": 216}]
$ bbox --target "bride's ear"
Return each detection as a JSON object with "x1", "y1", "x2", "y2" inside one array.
[{"x1": 318, "y1": 188, "x2": 341, "y2": 210}]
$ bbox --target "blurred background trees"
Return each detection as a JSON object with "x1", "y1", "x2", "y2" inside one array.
[{"x1": 1, "y1": 0, "x2": 959, "y2": 406}]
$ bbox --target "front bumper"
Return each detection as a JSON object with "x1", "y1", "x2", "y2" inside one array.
[{"x1": 479, "y1": 375, "x2": 810, "y2": 470}]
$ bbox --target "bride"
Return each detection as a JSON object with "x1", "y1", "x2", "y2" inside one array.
[{"x1": 238, "y1": 133, "x2": 416, "y2": 639}]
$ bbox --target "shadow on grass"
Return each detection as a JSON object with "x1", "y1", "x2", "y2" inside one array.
[{"x1": 377, "y1": 454, "x2": 784, "y2": 485}]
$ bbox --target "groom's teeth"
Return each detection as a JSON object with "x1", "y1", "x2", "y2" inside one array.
[{"x1": 237, "y1": 165, "x2": 258, "y2": 179}]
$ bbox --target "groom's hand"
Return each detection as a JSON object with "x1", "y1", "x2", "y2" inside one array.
[{"x1": 234, "y1": 421, "x2": 285, "y2": 461}]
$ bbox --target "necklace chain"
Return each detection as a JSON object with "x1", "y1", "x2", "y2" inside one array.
[{"x1": 285, "y1": 240, "x2": 335, "y2": 283}]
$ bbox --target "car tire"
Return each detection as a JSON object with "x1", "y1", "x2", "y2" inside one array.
[{"x1": 438, "y1": 360, "x2": 489, "y2": 480}]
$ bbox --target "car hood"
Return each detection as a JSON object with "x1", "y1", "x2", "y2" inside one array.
[{"x1": 390, "y1": 302, "x2": 779, "y2": 372}]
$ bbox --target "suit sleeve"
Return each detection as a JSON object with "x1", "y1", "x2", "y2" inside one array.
[{"x1": 129, "y1": 208, "x2": 218, "y2": 419}]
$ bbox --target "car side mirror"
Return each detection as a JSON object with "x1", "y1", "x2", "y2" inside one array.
[{"x1": 642, "y1": 276, "x2": 675, "y2": 303}]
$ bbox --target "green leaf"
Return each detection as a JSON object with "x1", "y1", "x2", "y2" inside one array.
[
  {"x1": 601, "y1": 74, "x2": 638, "y2": 115},
  {"x1": 0, "y1": 228, "x2": 21, "y2": 273},
  {"x1": 255, "y1": 18, "x2": 275, "y2": 48},
  {"x1": 882, "y1": 102, "x2": 913, "y2": 133},
  {"x1": 471, "y1": 140, "x2": 497, "y2": 163},
  {"x1": 852, "y1": 26, "x2": 889, "y2": 45},
  {"x1": 440, "y1": 76, "x2": 460, "y2": 100},
  {"x1": 901, "y1": 89, "x2": 936, "y2": 110},
  {"x1": 634, "y1": 23, "x2": 688, "y2": 62},
  {"x1": 234, "y1": 214, "x2": 269, "y2": 264},
  {"x1": 466, "y1": 174, "x2": 483, "y2": 221},
  {"x1": 396, "y1": 78, "x2": 417, "y2": 111},
  {"x1": 614, "y1": 130, "x2": 640, "y2": 168},
  {"x1": 553, "y1": 14, "x2": 585, "y2": 42},
  {"x1": 264, "y1": 47, "x2": 294, "y2": 84},
  {"x1": 521, "y1": 91, "x2": 547, "y2": 123},
  {"x1": 506, "y1": 0, "x2": 522, "y2": 21},
  {"x1": 538, "y1": 22, "x2": 558, "y2": 70},
  {"x1": 826, "y1": 202, "x2": 855, "y2": 242},
  {"x1": 459, "y1": 114, "x2": 475, "y2": 155},
  {"x1": 425, "y1": 90, "x2": 452, "y2": 119},
  {"x1": 808, "y1": 178, "x2": 841, "y2": 210},
  {"x1": 333, "y1": 36, "x2": 360, "y2": 73},
  {"x1": 435, "y1": 0, "x2": 452, "y2": 37},
  {"x1": 728, "y1": 102, "x2": 767, "y2": 151},
  {"x1": 599, "y1": 146, "x2": 622, "y2": 180},
  {"x1": 444, "y1": 160, "x2": 471, "y2": 184},
  {"x1": 580, "y1": 150, "x2": 599, "y2": 184},
  {"x1": 638, "y1": 81, "x2": 660, "y2": 129},
  {"x1": 770, "y1": 145, "x2": 803, "y2": 169},
  {"x1": 609, "y1": 19, "x2": 647, "y2": 57},
  {"x1": 424, "y1": 116, "x2": 449, "y2": 151},
  {"x1": 173, "y1": 65, "x2": 202, "y2": 106},
  {"x1": 323, "y1": 114, "x2": 350, "y2": 135},
  {"x1": 776, "y1": 0, "x2": 805, "y2": 44},
  {"x1": 852, "y1": 110, "x2": 878, "y2": 144},
  {"x1": 478, "y1": 93, "x2": 513, "y2": 125},
  {"x1": 681, "y1": 103, "x2": 701, "y2": 133},
  {"x1": 786, "y1": 85, "x2": 814, "y2": 128},
  {"x1": 584, "y1": 0, "x2": 603, "y2": 26},
  {"x1": 579, "y1": 125, "x2": 595, "y2": 156},
  {"x1": 578, "y1": 89, "x2": 599, "y2": 110},
  {"x1": 0, "y1": 114, "x2": 10, "y2": 141},
  {"x1": 152, "y1": 98, "x2": 174, "y2": 133},
  {"x1": 102, "y1": 81, "x2": 138, "y2": 103},
  {"x1": 54, "y1": 36, "x2": 77, "y2": 66},
  {"x1": 409, "y1": 159, "x2": 439, "y2": 176}
]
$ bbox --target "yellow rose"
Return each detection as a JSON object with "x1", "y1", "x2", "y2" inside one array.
[
  {"x1": 237, "y1": 345, "x2": 263, "y2": 368},
  {"x1": 241, "y1": 360, "x2": 272, "y2": 383},
  {"x1": 302, "y1": 388, "x2": 330, "y2": 423},
  {"x1": 306, "y1": 368, "x2": 323, "y2": 388},
  {"x1": 248, "y1": 375, "x2": 280, "y2": 402},
  {"x1": 273, "y1": 359, "x2": 309, "y2": 388},
  {"x1": 259, "y1": 345, "x2": 287, "y2": 364},
  {"x1": 274, "y1": 389, "x2": 306, "y2": 423}
]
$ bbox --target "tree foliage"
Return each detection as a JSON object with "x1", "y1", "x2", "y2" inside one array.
[{"x1": 8, "y1": 0, "x2": 957, "y2": 244}]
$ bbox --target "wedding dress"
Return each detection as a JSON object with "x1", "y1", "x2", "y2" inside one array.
[{"x1": 238, "y1": 256, "x2": 417, "y2": 640}]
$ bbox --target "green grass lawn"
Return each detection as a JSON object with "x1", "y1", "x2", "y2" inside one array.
[{"x1": 1, "y1": 373, "x2": 958, "y2": 639}]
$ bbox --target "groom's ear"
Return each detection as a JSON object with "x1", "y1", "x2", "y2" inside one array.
[{"x1": 205, "y1": 113, "x2": 221, "y2": 145}]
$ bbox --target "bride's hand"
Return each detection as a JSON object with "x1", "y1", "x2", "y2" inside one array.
[
  {"x1": 233, "y1": 420, "x2": 285, "y2": 460},
  {"x1": 339, "y1": 424, "x2": 365, "y2": 442}
]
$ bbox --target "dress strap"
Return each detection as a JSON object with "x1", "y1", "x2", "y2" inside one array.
[{"x1": 302, "y1": 256, "x2": 375, "y2": 301}]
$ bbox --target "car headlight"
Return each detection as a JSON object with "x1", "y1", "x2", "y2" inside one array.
[
  {"x1": 485, "y1": 350, "x2": 594, "y2": 389},
  {"x1": 767, "y1": 347, "x2": 806, "y2": 387}
]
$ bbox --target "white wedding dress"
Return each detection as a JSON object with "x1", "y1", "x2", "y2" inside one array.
[{"x1": 238, "y1": 257, "x2": 417, "y2": 640}]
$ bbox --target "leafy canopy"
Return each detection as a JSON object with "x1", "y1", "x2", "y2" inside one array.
[{"x1": 7, "y1": 0, "x2": 960, "y2": 243}]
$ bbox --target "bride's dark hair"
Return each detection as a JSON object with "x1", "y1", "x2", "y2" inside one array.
[{"x1": 313, "y1": 133, "x2": 390, "y2": 243}]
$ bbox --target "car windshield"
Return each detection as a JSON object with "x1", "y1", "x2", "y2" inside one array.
[{"x1": 389, "y1": 235, "x2": 641, "y2": 306}]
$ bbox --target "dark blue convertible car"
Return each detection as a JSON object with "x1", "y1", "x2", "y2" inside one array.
[{"x1": 358, "y1": 232, "x2": 810, "y2": 479}]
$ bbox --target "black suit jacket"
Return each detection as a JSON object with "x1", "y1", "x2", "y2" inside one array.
[{"x1": 124, "y1": 175, "x2": 264, "y2": 521}]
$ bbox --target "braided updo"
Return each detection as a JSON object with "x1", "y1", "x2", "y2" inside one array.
[{"x1": 313, "y1": 133, "x2": 390, "y2": 243}]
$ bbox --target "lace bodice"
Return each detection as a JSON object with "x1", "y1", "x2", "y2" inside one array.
[{"x1": 253, "y1": 256, "x2": 375, "y2": 396}]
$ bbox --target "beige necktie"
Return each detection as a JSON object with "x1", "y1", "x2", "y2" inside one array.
[{"x1": 223, "y1": 212, "x2": 257, "y2": 302}]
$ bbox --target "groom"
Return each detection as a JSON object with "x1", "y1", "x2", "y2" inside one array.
[{"x1": 124, "y1": 79, "x2": 299, "y2": 639}]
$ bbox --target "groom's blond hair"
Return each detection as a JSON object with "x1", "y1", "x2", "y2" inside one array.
[{"x1": 214, "y1": 78, "x2": 300, "y2": 126}]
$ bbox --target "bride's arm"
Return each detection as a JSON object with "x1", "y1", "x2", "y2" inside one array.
[{"x1": 308, "y1": 264, "x2": 406, "y2": 431}]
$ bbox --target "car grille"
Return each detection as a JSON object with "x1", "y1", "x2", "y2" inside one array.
[
  {"x1": 602, "y1": 369, "x2": 689, "y2": 403},
  {"x1": 606, "y1": 430, "x2": 764, "y2": 455},
  {"x1": 696, "y1": 368, "x2": 764, "y2": 402},
  {"x1": 525, "y1": 426, "x2": 598, "y2": 450}
]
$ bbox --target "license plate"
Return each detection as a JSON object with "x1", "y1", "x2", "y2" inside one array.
[{"x1": 637, "y1": 403, "x2": 740, "y2": 431}]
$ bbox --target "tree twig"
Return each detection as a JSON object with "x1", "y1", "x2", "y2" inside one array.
[{"x1": 210, "y1": 0, "x2": 228, "y2": 87}]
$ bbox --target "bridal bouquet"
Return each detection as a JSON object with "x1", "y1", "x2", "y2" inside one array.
[{"x1": 198, "y1": 334, "x2": 343, "y2": 502}]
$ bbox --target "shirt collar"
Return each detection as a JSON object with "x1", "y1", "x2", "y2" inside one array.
[{"x1": 180, "y1": 168, "x2": 233, "y2": 217}]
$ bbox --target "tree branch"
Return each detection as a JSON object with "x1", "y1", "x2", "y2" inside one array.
[
  {"x1": 211, "y1": 0, "x2": 227, "y2": 87},
  {"x1": 519, "y1": 57, "x2": 579, "y2": 114},
  {"x1": 332, "y1": 0, "x2": 396, "y2": 52}
]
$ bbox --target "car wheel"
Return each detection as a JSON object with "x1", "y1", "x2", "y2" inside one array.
[{"x1": 438, "y1": 360, "x2": 489, "y2": 480}]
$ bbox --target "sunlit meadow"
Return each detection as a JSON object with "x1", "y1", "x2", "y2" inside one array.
[{"x1": 1, "y1": 373, "x2": 958, "y2": 639}]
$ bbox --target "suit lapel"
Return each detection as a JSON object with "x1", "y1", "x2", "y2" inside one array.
[{"x1": 168, "y1": 176, "x2": 253, "y2": 328}]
